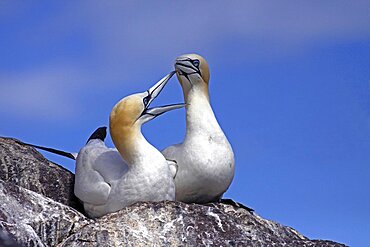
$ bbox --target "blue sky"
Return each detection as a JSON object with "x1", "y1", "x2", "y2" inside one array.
[{"x1": 1, "y1": 1, "x2": 369, "y2": 246}]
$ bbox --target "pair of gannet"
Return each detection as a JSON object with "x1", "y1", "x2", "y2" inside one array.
[{"x1": 20, "y1": 54, "x2": 235, "y2": 217}]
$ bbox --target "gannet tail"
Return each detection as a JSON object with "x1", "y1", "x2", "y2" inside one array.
[
  {"x1": 15, "y1": 140, "x2": 76, "y2": 160},
  {"x1": 14, "y1": 127, "x2": 107, "y2": 161}
]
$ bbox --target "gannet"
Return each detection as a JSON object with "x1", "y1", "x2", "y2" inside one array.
[
  {"x1": 18, "y1": 72, "x2": 184, "y2": 218},
  {"x1": 75, "y1": 71, "x2": 184, "y2": 218},
  {"x1": 162, "y1": 54, "x2": 235, "y2": 204}
]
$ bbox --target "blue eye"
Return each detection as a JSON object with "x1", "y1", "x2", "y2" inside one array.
[{"x1": 192, "y1": 59, "x2": 200, "y2": 68}]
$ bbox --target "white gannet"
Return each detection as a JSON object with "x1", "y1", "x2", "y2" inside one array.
[
  {"x1": 162, "y1": 54, "x2": 235, "y2": 204},
  {"x1": 75, "y1": 71, "x2": 184, "y2": 218},
  {"x1": 18, "y1": 72, "x2": 184, "y2": 218}
]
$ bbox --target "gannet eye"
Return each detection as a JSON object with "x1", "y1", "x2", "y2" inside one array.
[
  {"x1": 143, "y1": 96, "x2": 150, "y2": 106},
  {"x1": 192, "y1": 59, "x2": 200, "y2": 68}
]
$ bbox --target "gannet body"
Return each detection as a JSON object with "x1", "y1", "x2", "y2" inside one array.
[
  {"x1": 74, "y1": 127, "x2": 128, "y2": 211},
  {"x1": 162, "y1": 54, "x2": 235, "y2": 203},
  {"x1": 75, "y1": 72, "x2": 183, "y2": 218}
]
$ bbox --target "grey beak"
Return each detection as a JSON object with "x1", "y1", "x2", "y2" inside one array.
[
  {"x1": 139, "y1": 71, "x2": 184, "y2": 122},
  {"x1": 145, "y1": 103, "x2": 185, "y2": 118},
  {"x1": 147, "y1": 71, "x2": 176, "y2": 105}
]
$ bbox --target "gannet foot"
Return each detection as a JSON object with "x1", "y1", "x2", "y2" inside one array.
[{"x1": 219, "y1": 198, "x2": 254, "y2": 213}]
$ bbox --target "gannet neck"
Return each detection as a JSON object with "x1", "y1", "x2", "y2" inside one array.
[
  {"x1": 184, "y1": 87, "x2": 222, "y2": 140},
  {"x1": 182, "y1": 80, "x2": 210, "y2": 102},
  {"x1": 110, "y1": 124, "x2": 148, "y2": 165},
  {"x1": 109, "y1": 96, "x2": 147, "y2": 164}
]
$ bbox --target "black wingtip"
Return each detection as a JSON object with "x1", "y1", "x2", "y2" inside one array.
[{"x1": 86, "y1": 126, "x2": 107, "y2": 144}]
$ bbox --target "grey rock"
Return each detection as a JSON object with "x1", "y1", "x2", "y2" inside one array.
[
  {"x1": 60, "y1": 201, "x2": 346, "y2": 247},
  {"x1": 0, "y1": 137, "x2": 82, "y2": 210},
  {"x1": 0, "y1": 179, "x2": 91, "y2": 247},
  {"x1": 0, "y1": 137, "x2": 346, "y2": 247},
  {"x1": 0, "y1": 229, "x2": 22, "y2": 247}
]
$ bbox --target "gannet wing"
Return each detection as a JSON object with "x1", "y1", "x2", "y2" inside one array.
[
  {"x1": 74, "y1": 126, "x2": 118, "y2": 206},
  {"x1": 93, "y1": 148, "x2": 128, "y2": 183},
  {"x1": 74, "y1": 143, "x2": 112, "y2": 205}
]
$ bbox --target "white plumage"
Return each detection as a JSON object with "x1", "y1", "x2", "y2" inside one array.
[
  {"x1": 162, "y1": 54, "x2": 235, "y2": 203},
  {"x1": 74, "y1": 72, "x2": 183, "y2": 218}
]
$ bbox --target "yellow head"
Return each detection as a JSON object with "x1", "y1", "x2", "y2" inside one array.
[
  {"x1": 109, "y1": 93, "x2": 145, "y2": 132},
  {"x1": 109, "y1": 72, "x2": 184, "y2": 160},
  {"x1": 174, "y1": 53, "x2": 210, "y2": 100}
]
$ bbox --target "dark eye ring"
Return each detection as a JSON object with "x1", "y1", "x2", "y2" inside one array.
[
  {"x1": 192, "y1": 59, "x2": 200, "y2": 68},
  {"x1": 143, "y1": 96, "x2": 150, "y2": 106}
]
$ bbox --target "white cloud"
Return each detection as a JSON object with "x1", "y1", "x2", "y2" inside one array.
[
  {"x1": 9, "y1": 1, "x2": 370, "y2": 72},
  {"x1": 72, "y1": 1, "x2": 370, "y2": 55},
  {"x1": 0, "y1": 66, "x2": 89, "y2": 120},
  {"x1": 1, "y1": 1, "x2": 369, "y2": 120},
  {"x1": 20, "y1": 1, "x2": 370, "y2": 65}
]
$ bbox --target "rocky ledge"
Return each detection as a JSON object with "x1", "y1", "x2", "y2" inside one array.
[{"x1": 0, "y1": 137, "x2": 346, "y2": 247}]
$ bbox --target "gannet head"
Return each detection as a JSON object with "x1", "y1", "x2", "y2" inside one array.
[
  {"x1": 110, "y1": 72, "x2": 184, "y2": 138},
  {"x1": 110, "y1": 72, "x2": 184, "y2": 162},
  {"x1": 174, "y1": 53, "x2": 210, "y2": 99}
]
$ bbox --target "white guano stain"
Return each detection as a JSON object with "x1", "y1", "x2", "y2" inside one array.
[{"x1": 207, "y1": 209, "x2": 225, "y2": 232}]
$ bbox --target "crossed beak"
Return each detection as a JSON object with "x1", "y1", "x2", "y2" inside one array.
[{"x1": 140, "y1": 71, "x2": 185, "y2": 121}]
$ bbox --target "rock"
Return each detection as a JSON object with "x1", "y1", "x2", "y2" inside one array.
[
  {"x1": 0, "y1": 229, "x2": 22, "y2": 247},
  {"x1": 60, "y1": 201, "x2": 345, "y2": 247},
  {"x1": 0, "y1": 137, "x2": 347, "y2": 246},
  {"x1": 0, "y1": 179, "x2": 91, "y2": 247},
  {"x1": 0, "y1": 137, "x2": 82, "y2": 211}
]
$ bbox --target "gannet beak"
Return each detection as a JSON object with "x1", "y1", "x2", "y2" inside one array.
[
  {"x1": 147, "y1": 71, "x2": 176, "y2": 106},
  {"x1": 145, "y1": 103, "x2": 185, "y2": 118},
  {"x1": 139, "y1": 71, "x2": 185, "y2": 123}
]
